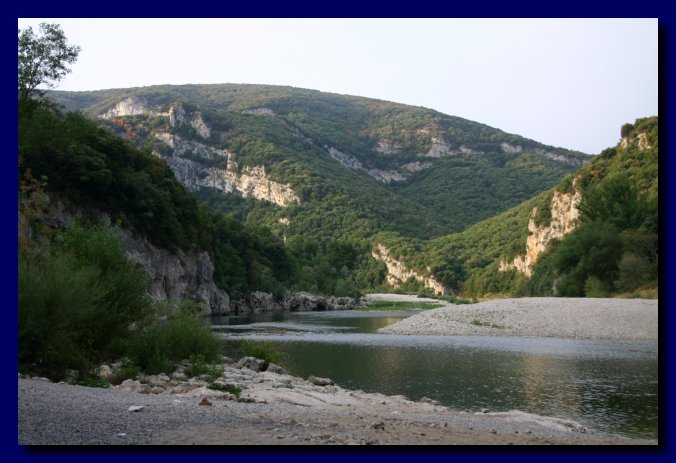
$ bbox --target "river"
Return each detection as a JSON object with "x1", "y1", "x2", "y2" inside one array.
[{"x1": 209, "y1": 310, "x2": 658, "y2": 440}]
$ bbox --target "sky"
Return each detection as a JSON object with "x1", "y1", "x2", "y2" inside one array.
[{"x1": 17, "y1": 18, "x2": 657, "y2": 154}]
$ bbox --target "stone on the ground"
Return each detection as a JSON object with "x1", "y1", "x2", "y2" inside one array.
[
  {"x1": 118, "y1": 379, "x2": 150, "y2": 394},
  {"x1": 127, "y1": 405, "x2": 144, "y2": 412},
  {"x1": 237, "y1": 356, "x2": 266, "y2": 372},
  {"x1": 308, "y1": 375, "x2": 334, "y2": 386},
  {"x1": 266, "y1": 363, "x2": 288, "y2": 375},
  {"x1": 97, "y1": 365, "x2": 114, "y2": 380}
]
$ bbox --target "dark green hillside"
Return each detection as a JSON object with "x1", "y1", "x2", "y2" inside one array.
[
  {"x1": 389, "y1": 116, "x2": 658, "y2": 298},
  {"x1": 52, "y1": 84, "x2": 587, "y2": 241}
]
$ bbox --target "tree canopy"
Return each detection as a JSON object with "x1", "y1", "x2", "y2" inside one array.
[{"x1": 18, "y1": 23, "x2": 80, "y2": 109}]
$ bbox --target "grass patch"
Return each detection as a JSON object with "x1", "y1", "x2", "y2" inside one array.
[
  {"x1": 208, "y1": 382, "x2": 242, "y2": 398},
  {"x1": 471, "y1": 319, "x2": 505, "y2": 330},
  {"x1": 358, "y1": 301, "x2": 443, "y2": 311}
]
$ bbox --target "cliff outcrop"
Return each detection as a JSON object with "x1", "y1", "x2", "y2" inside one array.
[
  {"x1": 500, "y1": 180, "x2": 581, "y2": 277},
  {"x1": 372, "y1": 244, "x2": 447, "y2": 295}
]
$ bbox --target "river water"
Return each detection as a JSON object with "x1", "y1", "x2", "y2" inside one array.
[{"x1": 209, "y1": 310, "x2": 658, "y2": 440}]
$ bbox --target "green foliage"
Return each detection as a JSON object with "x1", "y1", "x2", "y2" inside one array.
[
  {"x1": 18, "y1": 23, "x2": 80, "y2": 109},
  {"x1": 78, "y1": 377, "x2": 110, "y2": 388},
  {"x1": 185, "y1": 355, "x2": 224, "y2": 381},
  {"x1": 358, "y1": 301, "x2": 443, "y2": 311},
  {"x1": 128, "y1": 312, "x2": 223, "y2": 375},
  {"x1": 208, "y1": 382, "x2": 241, "y2": 398},
  {"x1": 109, "y1": 365, "x2": 142, "y2": 385},
  {"x1": 240, "y1": 340, "x2": 284, "y2": 367},
  {"x1": 18, "y1": 223, "x2": 151, "y2": 380}
]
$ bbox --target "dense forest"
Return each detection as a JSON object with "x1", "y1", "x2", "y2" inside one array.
[{"x1": 380, "y1": 117, "x2": 658, "y2": 298}]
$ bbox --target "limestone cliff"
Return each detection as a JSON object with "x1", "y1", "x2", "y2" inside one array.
[
  {"x1": 500, "y1": 179, "x2": 581, "y2": 277},
  {"x1": 154, "y1": 133, "x2": 299, "y2": 207},
  {"x1": 116, "y1": 228, "x2": 231, "y2": 315},
  {"x1": 44, "y1": 198, "x2": 231, "y2": 315},
  {"x1": 372, "y1": 244, "x2": 447, "y2": 295},
  {"x1": 101, "y1": 96, "x2": 163, "y2": 119}
]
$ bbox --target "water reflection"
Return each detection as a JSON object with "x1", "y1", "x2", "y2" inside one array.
[{"x1": 212, "y1": 310, "x2": 657, "y2": 439}]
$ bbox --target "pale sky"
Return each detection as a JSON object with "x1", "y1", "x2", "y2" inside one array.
[{"x1": 18, "y1": 18, "x2": 657, "y2": 154}]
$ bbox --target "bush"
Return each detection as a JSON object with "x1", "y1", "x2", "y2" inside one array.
[
  {"x1": 240, "y1": 340, "x2": 284, "y2": 367},
  {"x1": 185, "y1": 354, "x2": 224, "y2": 380},
  {"x1": 128, "y1": 312, "x2": 222, "y2": 375},
  {"x1": 18, "y1": 222, "x2": 151, "y2": 380}
]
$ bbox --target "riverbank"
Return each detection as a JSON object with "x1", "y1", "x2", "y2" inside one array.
[
  {"x1": 377, "y1": 297, "x2": 658, "y2": 340},
  {"x1": 19, "y1": 363, "x2": 655, "y2": 445}
]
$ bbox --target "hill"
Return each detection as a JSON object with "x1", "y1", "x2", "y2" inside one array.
[
  {"x1": 52, "y1": 84, "x2": 588, "y2": 243},
  {"x1": 375, "y1": 116, "x2": 658, "y2": 297}
]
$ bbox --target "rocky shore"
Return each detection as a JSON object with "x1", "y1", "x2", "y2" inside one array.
[
  {"x1": 19, "y1": 354, "x2": 656, "y2": 445},
  {"x1": 377, "y1": 297, "x2": 658, "y2": 340}
]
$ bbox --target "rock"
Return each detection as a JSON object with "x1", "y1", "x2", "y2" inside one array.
[
  {"x1": 127, "y1": 405, "x2": 144, "y2": 412},
  {"x1": 150, "y1": 387, "x2": 164, "y2": 394},
  {"x1": 116, "y1": 227, "x2": 231, "y2": 316},
  {"x1": 232, "y1": 291, "x2": 281, "y2": 314},
  {"x1": 419, "y1": 396, "x2": 439, "y2": 405},
  {"x1": 199, "y1": 397, "x2": 212, "y2": 406},
  {"x1": 97, "y1": 365, "x2": 114, "y2": 380},
  {"x1": 171, "y1": 371, "x2": 187, "y2": 381},
  {"x1": 237, "y1": 356, "x2": 266, "y2": 372},
  {"x1": 370, "y1": 420, "x2": 385, "y2": 430},
  {"x1": 308, "y1": 375, "x2": 334, "y2": 386},
  {"x1": 479, "y1": 408, "x2": 490, "y2": 414},
  {"x1": 145, "y1": 373, "x2": 170, "y2": 388},
  {"x1": 64, "y1": 369, "x2": 79, "y2": 383},
  {"x1": 118, "y1": 379, "x2": 150, "y2": 394},
  {"x1": 266, "y1": 363, "x2": 288, "y2": 375}
]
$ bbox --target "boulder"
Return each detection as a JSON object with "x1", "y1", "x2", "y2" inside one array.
[
  {"x1": 237, "y1": 356, "x2": 266, "y2": 372},
  {"x1": 308, "y1": 375, "x2": 334, "y2": 386},
  {"x1": 266, "y1": 363, "x2": 288, "y2": 375},
  {"x1": 233, "y1": 291, "x2": 282, "y2": 314},
  {"x1": 97, "y1": 365, "x2": 114, "y2": 380},
  {"x1": 118, "y1": 379, "x2": 150, "y2": 394}
]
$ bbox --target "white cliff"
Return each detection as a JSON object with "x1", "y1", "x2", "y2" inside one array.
[
  {"x1": 500, "y1": 180, "x2": 582, "y2": 277},
  {"x1": 372, "y1": 244, "x2": 447, "y2": 295},
  {"x1": 155, "y1": 133, "x2": 299, "y2": 207},
  {"x1": 100, "y1": 96, "x2": 166, "y2": 119},
  {"x1": 620, "y1": 131, "x2": 652, "y2": 151}
]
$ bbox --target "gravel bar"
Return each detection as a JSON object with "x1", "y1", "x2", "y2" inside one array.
[{"x1": 377, "y1": 297, "x2": 658, "y2": 340}]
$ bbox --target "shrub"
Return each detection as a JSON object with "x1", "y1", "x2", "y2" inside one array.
[
  {"x1": 128, "y1": 312, "x2": 222, "y2": 375},
  {"x1": 241, "y1": 340, "x2": 284, "y2": 367},
  {"x1": 185, "y1": 354, "x2": 224, "y2": 380},
  {"x1": 18, "y1": 222, "x2": 151, "y2": 380}
]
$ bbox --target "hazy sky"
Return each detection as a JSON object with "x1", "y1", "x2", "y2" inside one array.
[{"x1": 18, "y1": 18, "x2": 657, "y2": 154}]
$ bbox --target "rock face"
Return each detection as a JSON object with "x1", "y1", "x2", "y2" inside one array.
[
  {"x1": 500, "y1": 180, "x2": 582, "y2": 277},
  {"x1": 371, "y1": 244, "x2": 447, "y2": 295},
  {"x1": 116, "y1": 228, "x2": 231, "y2": 315},
  {"x1": 231, "y1": 291, "x2": 360, "y2": 315},
  {"x1": 326, "y1": 146, "x2": 431, "y2": 183},
  {"x1": 620, "y1": 131, "x2": 652, "y2": 151},
  {"x1": 155, "y1": 133, "x2": 299, "y2": 207},
  {"x1": 100, "y1": 96, "x2": 161, "y2": 119}
]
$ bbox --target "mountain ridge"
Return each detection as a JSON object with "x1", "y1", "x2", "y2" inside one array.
[{"x1": 51, "y1": 83, "x2": 589, "y2": 245}]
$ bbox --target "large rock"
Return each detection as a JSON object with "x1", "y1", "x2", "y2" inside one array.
[
  {"x1": 236, "y1": 356, "x2": 267, "y2": 372},
  {"x1": 117, "y1": 379, "x2": 150, "y2": 394},
  {"x1": 117, "y1": 228, "x2": 231, "y2": 315},
  {"x1": 308, "y1": 375, "x2": 334, "y2": 386},
  {"x1": 232, "y1": 292, "x2": 282, "y2": 314}
]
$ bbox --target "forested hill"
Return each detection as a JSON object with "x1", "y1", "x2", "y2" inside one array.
[
  {"x1": 378, "y1": 116, "x2": 658, "y2": 298},
  {"x1": 52, "y1": 84, "x2": 589, "y2": 243}
]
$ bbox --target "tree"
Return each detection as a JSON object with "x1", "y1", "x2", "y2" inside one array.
[{"x1": 18, "y1": 23, "x2": 80, "y2": 108}]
